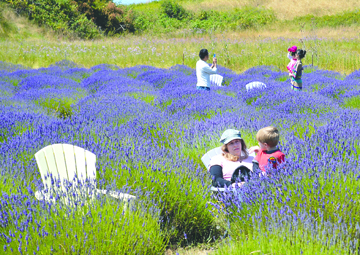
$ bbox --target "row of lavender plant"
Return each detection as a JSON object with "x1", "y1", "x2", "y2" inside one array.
[{"x1": 1, "y1": 60, "x2": 360, "y2": 254}]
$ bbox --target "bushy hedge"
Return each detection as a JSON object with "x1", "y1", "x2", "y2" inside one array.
[{"x1": 133, "y1": 5, "x2": 276, "y2": 33}]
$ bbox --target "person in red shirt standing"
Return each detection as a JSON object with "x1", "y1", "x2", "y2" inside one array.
[{"x1": 249, "y1": 126, "x2": 285, "y2": 173}]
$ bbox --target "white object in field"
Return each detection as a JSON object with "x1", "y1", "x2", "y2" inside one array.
[
  {"x1": 246, "y1": 81, "x2": 267, "y2": 92},
  {"x1": 202, "y1": 147, "x2": 255, "y2": 192},
  {"x1": 201, "y1": 146, "x2": 222, "y2": 169},
  {"x1": 210, "y1": 74, "x2": 224, "y2": 86},
  {"x1": 34, "y1": 144, "x2": 136, "y2": 204}
]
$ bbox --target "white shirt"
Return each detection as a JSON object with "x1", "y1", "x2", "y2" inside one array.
[{"x1": 196, "y1": 59, "x2": 217, "y2": 87}]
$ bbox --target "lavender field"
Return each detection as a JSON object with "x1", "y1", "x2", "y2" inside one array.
[{"x1": 1, "y1": 60, "x2": 360, "y2": 254}]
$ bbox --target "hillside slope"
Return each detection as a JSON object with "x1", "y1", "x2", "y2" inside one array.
[
  {"x1": 0, "y1": 3, "x2": 54, "y2": 40},
  {"x1": 129, "y1": 0, "x2": 360, "y2": 35}
]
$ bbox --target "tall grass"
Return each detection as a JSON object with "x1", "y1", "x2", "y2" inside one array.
[{"x1": 1, "y1": 35, "x2": 360, "y2": 74}]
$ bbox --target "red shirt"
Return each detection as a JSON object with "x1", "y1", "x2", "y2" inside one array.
[{"x1": 254, "y1": 149, "x2": 285, "y2": 172}]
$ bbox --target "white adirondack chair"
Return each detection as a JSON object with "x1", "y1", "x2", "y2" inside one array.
[
  {"x1": 246, "y1": 81, "x2": 267, "y2": 92},
  {"x1": 202, "y1": 147, "x2": 255, "y2": 192},
  {"x1": 210, "y1": 74, "x2": 224, "y2": 87},
  {"x1": 34, "y1": 144, "x2": 136, "y2": 205}
]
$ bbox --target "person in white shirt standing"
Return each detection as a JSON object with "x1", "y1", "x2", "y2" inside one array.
[{"x1": 196, "y1": 49, "x2": 217, "y2": 91}]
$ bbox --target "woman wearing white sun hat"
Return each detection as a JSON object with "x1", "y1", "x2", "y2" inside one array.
[{"x1": 208, "y1": 129, "x2": 255, "y2": 188}]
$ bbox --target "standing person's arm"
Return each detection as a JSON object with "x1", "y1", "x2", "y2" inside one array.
[
  {"x1": 203, "y1": 63, "x2": 217, "y2": 74},
  {"x1": 287, "y1": 52, "x2": 292, "y2": 60},
  {"x1": 205, "y1": 57, "x2": 217, "y2": 73},
  {"x1": 210, "y1": 57, "x2": 217, "y2": 69}
]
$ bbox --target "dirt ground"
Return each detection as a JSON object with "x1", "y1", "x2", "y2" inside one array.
[{"x1": 165, "y1": 247, "x2": 215, "y2": 255}]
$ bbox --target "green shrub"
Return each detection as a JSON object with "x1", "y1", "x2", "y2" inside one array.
[
  {"x1": 70, "y1": 14, "x2": 100, "y2": 39},
  {"x1": 78, "y1": 1, "x2": 135, "y2": 34},
  {"x1": 197, "y1": 10, "x2": 208, "y2": 21},
  {"x1": 133, "y1": 5, "x2": 275, "y2": 34},
  {"x1": 161, "y1": 0, "x2": 189, "y2": 20}
]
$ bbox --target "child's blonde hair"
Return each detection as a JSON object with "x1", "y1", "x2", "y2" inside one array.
[{"x1": 256, "y1": 126, "x2": 280, "y2": 148}]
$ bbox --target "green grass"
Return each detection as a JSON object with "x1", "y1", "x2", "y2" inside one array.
[
  {"x1": 275, "y1": 75, "x2": 288, "y2": 82},
  {"x1": 306, "y1": 83, "x2": 324, "y2": 92},
  {"x1": 342, "y1": 95, "x2": 360, "y2": 109},
  {"x1": 0, "y1": 89, "x2": 12, "y2": 97},
  {"x1": 1, "y1": 34, "x2": 360, "y2": 74},
  {"x1": 34, "y1": 98, "x2": 76, "y2": 118},
  {"x1": 33, "y1": 90, "x2": 86, "y2": 118},
  {"x1": 215, "y1": 90, "x2": 237, "y2": 98},
  {"x1": 191, "y1": 110, "x2": 220, "y2": 121},
  {"x1": 0, "y1": 122, "x2": 33, "y2": 143},
  {"x1": 246, "y1": 94, "x2": 263, "y2": 105},
  {"x1": 126, "y1": 92, "x2": 157, "y2": 105},
  {"x1": 215, "y1": 228, "x2": 351, "y2": 255},
  {"x1": 129, "y1": 1, "x2": 162, "y2": 13}
]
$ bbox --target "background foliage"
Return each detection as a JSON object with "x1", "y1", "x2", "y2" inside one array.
[
  {"x1": 4, "y1": 0, "x2": 134, "y2": 38},
  {"x1": 3, "y1": 0, "x2": 360, "y2": 39}
]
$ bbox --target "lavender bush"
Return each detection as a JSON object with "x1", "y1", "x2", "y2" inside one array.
[{"x1": 1, "y1": 60, "x2": 360, "y2": 253}]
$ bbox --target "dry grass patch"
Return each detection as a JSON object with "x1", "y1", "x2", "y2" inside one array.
[{"x1": 181, "y1": 0, "x2": 359, "y2": 20}]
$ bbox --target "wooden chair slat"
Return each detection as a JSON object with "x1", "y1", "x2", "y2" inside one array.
[
  {"x1": 210, "y1": 74, "x2": 223, "y2": 86},
  {"x1": 74, "y1": 145, "x2": 87, "y2": 181},
  {"x1": 34, "y1": 150, "x2": 52, "y2": 189},
  {"x1": 85, "y1": 150, "x2": 96, "y2": 186},
  {"x1": 63, "y1": 144, "x2": 77, "y2": 181},
  {"x1": 201, "y1": 154, "x2": 211, "y2": 169},
  {"x1": 52, "y1": 144, "x2": 69, "y2": 181},
  {"x1": 42, "y1": 145, "x2": 59, "y2": 177}
]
